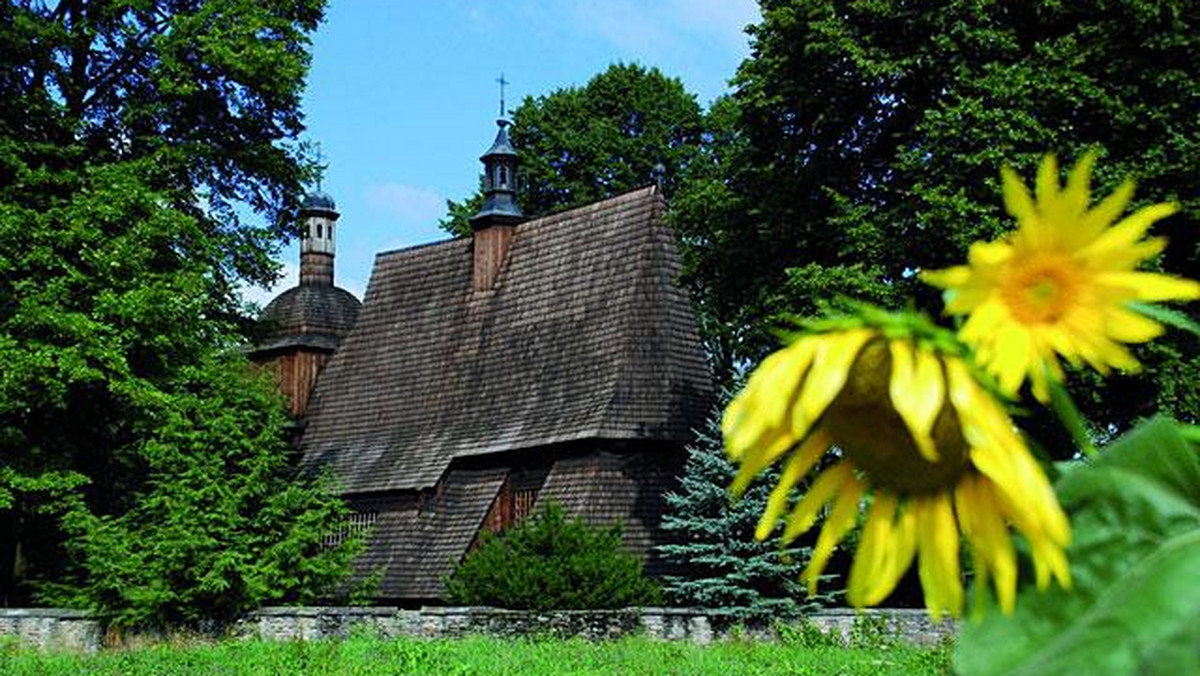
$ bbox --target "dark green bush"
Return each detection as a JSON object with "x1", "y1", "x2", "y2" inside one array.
[{"x1": 444, "y1": 502, "x2": 659, "y2": 609}]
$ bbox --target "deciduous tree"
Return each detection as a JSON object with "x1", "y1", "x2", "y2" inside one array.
[
  {"x1": 0, "y1": 0, "x2": 352, "y2": 614},
  {"x1": 681, "y1": 0, "x2": 1199, "y2": 429}
]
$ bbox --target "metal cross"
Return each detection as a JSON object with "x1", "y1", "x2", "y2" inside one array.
[
  {"x1": 314, "y1": 145, "x2": 326, "y2": 191},
  {"x1": 496, "y1": 73, "x2": 510, "y2": 117}
]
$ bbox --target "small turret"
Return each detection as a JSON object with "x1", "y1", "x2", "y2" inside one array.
[
  {"x1": 251, "y1": 189, "x2": 360, "y2": 417},
  {"x1": 470, "y1": 120, "x2": 524, "y2": 292},
  {"x1": 300, "y1": 192, "x2": 339, "y2": 287},
  {"x1": 470, "y1": 120, "x2": 524, "y2": 230}
]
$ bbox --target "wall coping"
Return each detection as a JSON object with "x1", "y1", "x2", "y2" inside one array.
[
  {"x1": 2, "y1": 606, "x2": 955, "y2": 652},
  {"x1": 0, "y1": 608, "x2": 94, "y2": 619}
]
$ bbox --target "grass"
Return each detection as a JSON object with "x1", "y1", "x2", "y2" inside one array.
[{"x1": 0, "y1": 633, "x2": 952, "y2": 675}]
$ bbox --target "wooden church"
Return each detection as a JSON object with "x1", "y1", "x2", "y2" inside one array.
[{"x1": 252, "y1": 117, "x2": 713, "y2": 604}]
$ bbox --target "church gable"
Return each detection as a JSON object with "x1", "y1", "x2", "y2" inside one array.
[{"x1": 299, "y1": 186, "x2": 712, "y2": 494}]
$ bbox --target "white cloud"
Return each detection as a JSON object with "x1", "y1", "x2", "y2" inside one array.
[
  {"x1": 566, "y1": 0, "x2": 758, "y2": 58},
  {"x1": 364, "y1": 183, "x2": 445, "y2": 225}
]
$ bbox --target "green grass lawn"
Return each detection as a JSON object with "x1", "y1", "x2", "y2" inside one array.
[{"x1": 1, "y1": 634, "x2": 952, "y2": 675}]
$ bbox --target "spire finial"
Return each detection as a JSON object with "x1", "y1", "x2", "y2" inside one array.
[
  {"x1": 496, "y1": 73, "x2": 510, "y2": 118},
  {"x1": 315, "y1": 145, "x2": 326, "y2": 191}
]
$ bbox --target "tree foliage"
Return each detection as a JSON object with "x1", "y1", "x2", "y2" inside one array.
[
  {"x1": 39, "y1": 355, "x2": 357, "y2": 629},
  {"x1": 0, "y1": 0, "x2": 351, "y2": 615},
  {"x1": 441, "y1": 63, "x2": 704, "y2": 236},
  {"x1": 658, "y1": 394, "x2": 830, "y2": 624},
  {"x1": 1, "y1": 0, "x2": 322, "y2": 290},
  {"x1": 677, "y1": 0, "x2": 1199, "y2": 428},
  {"x1": 444, "y1": 502, "x2": 660, "y2": 610}
]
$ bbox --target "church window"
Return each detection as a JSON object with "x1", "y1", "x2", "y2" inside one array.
[
  {"x1": 512, "y1": 488, "x2": 537, "y2": 523},
  {"x1": 323, "y1": 510, "x2": 378, "y2": 548}
]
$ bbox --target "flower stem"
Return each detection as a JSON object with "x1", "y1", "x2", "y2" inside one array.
[{"x1": 1046, "y1": 378, "x2": 1097, "y2": 458}]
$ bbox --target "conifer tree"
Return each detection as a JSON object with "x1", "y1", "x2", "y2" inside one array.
[{"x1": 658, "y1": 393, "x2": 831, "y2": 624}]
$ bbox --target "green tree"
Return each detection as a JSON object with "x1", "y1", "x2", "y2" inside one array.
[
  {"x1": 444, "y1": 502, "x2": 659, "y2": 610},
  {"x1": 39, "y1": 354, "x2": 357, "y2": 629},
  {"x1": 658, "y1": 394, "x2": 830, "y2": 625},
  {"x1": 1, "y1": 0, "x2": 322, "y2": 291},
  {"x1": 441, "y1": 63, "x2": 705, "y2": 235},
  {"x1": 681, "y1": 0, "x2": 1199, "y2": 427},
  {"x1": 0, "y1": 0, "x2": 351, "y2": 613}
]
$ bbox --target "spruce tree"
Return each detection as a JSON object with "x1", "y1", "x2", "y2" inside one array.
[{"x1": 658, "y1": 392, "x2": 831, "y2": 624}]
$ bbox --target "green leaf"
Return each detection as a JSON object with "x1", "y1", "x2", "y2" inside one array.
[
  {"x1": 1128, "y1": 302, "x2": 1200, "y2": 339},
  {"x1": 956, "y1": 417, "x2": 1200, "y2": 676}
]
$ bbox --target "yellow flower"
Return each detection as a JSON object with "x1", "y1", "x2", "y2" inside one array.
[
  {"x1": 723, "y1": 324, "x2": 1070, "y2": 619},
  {"x1": 923, "y1": 154, "x2": 1200, "y2": 401}
]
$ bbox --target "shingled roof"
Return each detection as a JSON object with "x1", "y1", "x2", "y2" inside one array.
[
  {"x1": 357, "y1": 467, "x2": 508, "y2": 600},
  {"x1": 255, "y1": 284, "x2": 361, "y2": 353},
  {"x1": 300, "y1": 186, "x2": 712, "y2": 493}
]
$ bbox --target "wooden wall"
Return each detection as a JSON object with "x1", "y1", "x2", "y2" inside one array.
[{"x1": 263, "y1": 348, "x2": 330, "y2": 416}]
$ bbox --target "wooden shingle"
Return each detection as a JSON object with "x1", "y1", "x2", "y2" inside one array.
[{"x1": 299, "y1": 186, "x2": 712, "y2": 493}]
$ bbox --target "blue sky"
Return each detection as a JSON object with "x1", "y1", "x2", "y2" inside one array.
[{"x1": 244, "y1": 0, "x2": 760, "y2": 305}]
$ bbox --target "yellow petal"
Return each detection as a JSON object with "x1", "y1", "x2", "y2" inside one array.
[
  {"x1": 1106, "y1": 307, "x2": 1165, "y2": 344},
  {"x1": 845, "y1": 493, "x2": 920, "y2": 608},
  {"x1": 1064, "y1": 152, "x2": 1096, "y2": 215},
  {"x1": 723, "y1": 340, "x2": 815, "y2": 455},
  {"x1": 802, "y1": 473, "x2": 863, "y2": 594},
  {"x1": 1081, "y1": 202, "x2": 1178, "y2": 261},
  {"x1": 846, "y1": 492, "x2": 898, "y2": 607},
  {"x1": 955, "y1": 475, "x2": 1017, "y2": 614},
  {"x1": 795, "y1": 329, "x2": 872, "y2": 428},
  {"x1": 915, "y1": 494, "x2": 963, "y2": 620},
  {"x1": 754, "y1": 433, "x2": 829, "y2": 540},
  {"x1": 1100, "y1": 272, "x2": 1200, "y2": 303},
  {"x1": 920, "y1": 265, "x2": 970, "y2": 290},
  {"x1": 781, "y1": 455, "x2": 850, "y2": 543},
  {"x1": 1035, "y1": 154, "x2": 1060, "y2": 206},
  {"x1": 1001, "y1": 165, "x2": 1035, "y2": 222},
  {"x1": 888, "y1": 340, "x2": 945, "y2": 462},
  {"x1": 1079, "y1": 178, "x2": 1134, "y2": 241},
  {"x1": 989, "y1": 323, "x2": 1036, "y2": 396},
  {"x1": 729, "y1": 429, "x2": 795, "y2": 497},
  {"x1": 967, "y1": 239, "x2": 1012, "y2": 269}
]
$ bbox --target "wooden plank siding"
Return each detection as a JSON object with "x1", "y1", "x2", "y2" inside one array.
[{"x1": 265, "y1": 348, "x2": 331, "y2": 416}]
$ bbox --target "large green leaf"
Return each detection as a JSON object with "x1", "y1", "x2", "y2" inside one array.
[{"x1": 955, "y1": 418, "x2": 1200, "y2": 676}]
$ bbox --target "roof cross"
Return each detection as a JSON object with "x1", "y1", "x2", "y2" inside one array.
[
  {"x1": 314, "y1": 145, "x2": 326, "y2": 191},
  {"x1": 496, "y1": 73, "x2": 510, "y2": 118}
]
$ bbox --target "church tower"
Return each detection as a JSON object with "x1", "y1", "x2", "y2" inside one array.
[
  {"x1": 470, "y1": 119, "x2": 524, "y2": 291},
  {"x1": 299, "y1": 192, "x2": 339, "y2": 286},
  {"x1": 251, "y1": 190, "x2": 361, "y2": 416}
]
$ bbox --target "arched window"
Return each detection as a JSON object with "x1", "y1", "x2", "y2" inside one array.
[
  {"x1": 499, "y1": 165, "x2": 508, "y2": 188},
  {"x1": 317, "y1": 222, "x2": 323, "y2": 238}
]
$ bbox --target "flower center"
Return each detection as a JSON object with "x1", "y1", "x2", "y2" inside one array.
[
  {"x1": 823, "y1": 340, "x2": 969, "y2": 495},
  {"x1": 1001, "y1": 255, "x2": 1077, "y2": 324}
]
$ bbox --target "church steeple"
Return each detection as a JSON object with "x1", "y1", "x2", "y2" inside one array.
[
  {"x1": 469, "y1": 119, "x2": 523, "y2": 230},
  {"x1": 251, "y1": 186, "x2": 360, "y2": 417},
  {"x1": 470, "y1": 77, "x2": 525, "y2": 292},
  {"x1": 299, "y1": 191, "x2": 339, "y2": 287}
]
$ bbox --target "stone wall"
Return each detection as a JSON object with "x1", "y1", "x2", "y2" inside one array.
[
  {"x1": 2, "y1": 606, "x2": 954, "y2": 652},
  {"x1": 0, "y1": 608, "x2": 102, "y2": 653},
  {"x1": 801, "y1": 609, "x2": 957, "y2": 646},
  {"x1": 237, "y1": 607, "x2": 711, "y2": 643}
]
